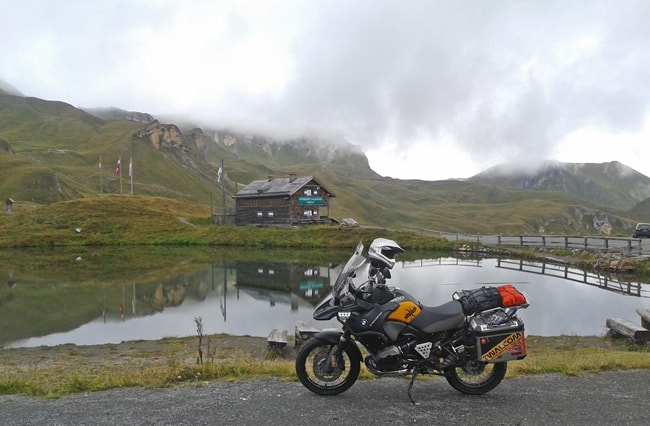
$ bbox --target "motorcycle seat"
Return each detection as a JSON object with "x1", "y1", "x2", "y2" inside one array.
[{"x1": 410, "y1": 300, "x2": 466, "y2": 334}]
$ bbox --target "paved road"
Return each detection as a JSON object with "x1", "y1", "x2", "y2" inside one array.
[{"x1": 1, "y1": 370, "x2": 648, "y2": 425}]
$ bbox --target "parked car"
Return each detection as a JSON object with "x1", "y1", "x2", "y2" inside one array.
[{"x1": 632, "y1": 223, "x2": 650, "y2": 238}]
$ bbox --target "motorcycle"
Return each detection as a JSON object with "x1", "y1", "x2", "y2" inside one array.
[{"x1": 295, "y1": 238, "x2": 530, "y2": 403}]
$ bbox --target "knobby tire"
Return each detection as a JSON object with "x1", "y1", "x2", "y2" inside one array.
[{"x1": 295, "y1": 338, "x2": 361, "y2": 396}]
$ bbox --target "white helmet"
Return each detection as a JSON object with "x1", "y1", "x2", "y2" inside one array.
[{"x1": 368, "y1": 238, "x2": 404, "y2": 269}]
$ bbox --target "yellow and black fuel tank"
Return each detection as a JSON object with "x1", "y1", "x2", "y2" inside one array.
[{"x1": 386, "y1": 300, "x2": 422, "y2": 324}]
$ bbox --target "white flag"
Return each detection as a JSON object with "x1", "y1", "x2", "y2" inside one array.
[
  {"x1": 129, "y1": 157, "x2": 133, "y2": 177},
  {"x1": 217, "y1": 166, "x2": 222, "y2": 183}
]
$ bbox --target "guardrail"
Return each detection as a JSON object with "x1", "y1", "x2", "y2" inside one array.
[{"x1": 401, "y1": 226, "x2": 650, "y2": 255}]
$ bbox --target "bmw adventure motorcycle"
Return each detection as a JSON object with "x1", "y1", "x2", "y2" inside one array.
[{"x1": 295, "y1": 238, "x2": 530, "y2": 403}]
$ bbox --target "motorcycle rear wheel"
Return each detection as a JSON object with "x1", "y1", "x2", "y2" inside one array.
[
  {"x1": 295, "y1": 338, "x2": 361, "y2": 395},
  {"x1": 444, "y1": 360, "x2": 507, "y2": 395}
]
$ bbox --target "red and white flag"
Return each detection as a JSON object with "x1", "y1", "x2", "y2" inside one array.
[{"x1": 115, "y1": 158, "x2": 121, "y2": 175}]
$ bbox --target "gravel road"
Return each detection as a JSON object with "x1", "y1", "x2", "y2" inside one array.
[{"x1": 1, "y1": 370, "x2": 648, "y2": 425}]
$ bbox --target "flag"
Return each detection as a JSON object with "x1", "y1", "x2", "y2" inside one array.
[
  {"x1": 115, "y1": 158, "x2": 121, "y2": 175},
  {"x1": 128, "y1": 157, "x2": 133, "y2": 177},
  {"x1": 98, "y1": 156, "x2": 102, "y2": 169},
  {"x1": 217, "y1": 166, "x2": 222, "y2": 183}
]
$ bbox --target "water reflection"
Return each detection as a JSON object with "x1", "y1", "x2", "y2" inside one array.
[
  {"x1": 0, "y1": 253, "x2": 345, "y2": 348},
  {"x1": 393, "y1": 256, "x2": 649, "y2": 337},
  {"x1": 496, "y1": 258, "x2": 648, "y2": 298},
  {"x1": 1, "y1": 249, "x2": 649, "y2": 348}
]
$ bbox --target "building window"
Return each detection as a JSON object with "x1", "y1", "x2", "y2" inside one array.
[
  {"x1": 257, "y1": 211, "x2": 263, "y2": 218},
  {"x1": 267, "y1": 211, "x2": 274, "y2": 217}
]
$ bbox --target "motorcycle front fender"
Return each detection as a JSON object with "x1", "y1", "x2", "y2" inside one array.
[{"x1": 313, "y1": 331, "x2": 363, "y2": 361}]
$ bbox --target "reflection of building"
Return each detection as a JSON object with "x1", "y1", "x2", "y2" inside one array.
[
  {"x1": 232, "y1": 175, "x2": 335, "y2": 225},
  {"x1": 235, "y1": 262, "x2": 332, "y2": 309}
]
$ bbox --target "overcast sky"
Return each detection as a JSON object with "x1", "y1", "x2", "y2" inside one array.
[{"x1": 1, "y1": 0, "x2": 649, "y2": 180}]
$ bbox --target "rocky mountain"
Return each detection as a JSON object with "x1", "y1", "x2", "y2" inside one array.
[
  {"x1": 1, "y1": 88, "x2": 649, "y2": 234},
  {"x1": 470, "y1": 161, "x2": 650, "y2": 212}
]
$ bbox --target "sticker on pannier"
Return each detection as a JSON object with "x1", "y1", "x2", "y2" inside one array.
[
  {"x1": 497, "y1": 284, "x2": 527, "y2": 307},
  {"x1": 480, "y1": 331, "x2": 527, "y2": 362}
]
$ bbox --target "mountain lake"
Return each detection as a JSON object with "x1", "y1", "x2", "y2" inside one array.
[{"x1": 1, "y1": 247, "x2": 649, "y2": 348}]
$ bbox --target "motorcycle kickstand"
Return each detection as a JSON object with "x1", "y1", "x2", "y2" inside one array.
[{"x1": 407, "y1": 370, "x2": 420, "y2": 405}]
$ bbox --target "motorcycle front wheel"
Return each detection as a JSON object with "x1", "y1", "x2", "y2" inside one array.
[
  {"x1": 444, "y1": 360, "x2": 507, "y2": 395},
  {"x1": 295, "y1": 338, "x2": 361, "y2": 396}
]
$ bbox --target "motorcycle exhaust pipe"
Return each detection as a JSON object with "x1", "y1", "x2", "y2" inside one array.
[{"x1": 364, "y1": 355, "x2": 413, "y2": 377}]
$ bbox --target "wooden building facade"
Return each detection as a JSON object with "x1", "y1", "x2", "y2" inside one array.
[{"x1": 232, "y1": 174, "x2": 335, "y2": 225}]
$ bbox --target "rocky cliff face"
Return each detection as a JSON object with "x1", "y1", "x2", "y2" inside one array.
[{"x1": 134, "y1": 121, "x2": 207, "y2": 159}]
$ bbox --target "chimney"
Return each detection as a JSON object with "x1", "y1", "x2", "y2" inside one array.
[{"x1": 289, "y1": 173, "x2": 297, "y2": 182}]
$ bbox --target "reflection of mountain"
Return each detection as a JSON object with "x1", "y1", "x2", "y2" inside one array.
[
  {"x1": 0, "y1": 258, "x2": 337, "y2": 347},
  {"x1": 144, "y1": 271, "x2": 212, "y2": 312},
  {"x1": 0, "y1": 263, "x2": 236, "y2": 345}
]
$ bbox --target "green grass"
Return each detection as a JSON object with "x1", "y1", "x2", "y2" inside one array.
[
  {"x1": 508, "y1": 336, "x2": 650, "y2": 376},
  {"x1": 0, "y1": 334, "x2": 647, "y2": 398},
  {"x1": 0, "y1": 194, "x2": 456, "y2": 249}
]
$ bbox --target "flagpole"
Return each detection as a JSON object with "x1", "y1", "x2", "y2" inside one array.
[
  {"x1": 99, "y1": 156, "x2": 103, "y2": 193},
  {"x1": 220, "y1": 160, "x2": 225, "y2": 220},
  {"x1": 129, "y1": 157, "x2": 133, "y2": 194},
  {"x1": 116, "y1": 156, "x2": 122, "y2": 194}
]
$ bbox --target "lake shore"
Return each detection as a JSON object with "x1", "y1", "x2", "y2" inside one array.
[
  {"x1": 0, "y1": 333, "x2": 639, "y2": 375},
  {"x1": 2, "y1": 333, "x2": 649, "y2": 398}
]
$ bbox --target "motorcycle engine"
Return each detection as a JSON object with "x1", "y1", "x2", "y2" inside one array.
[
  {"x1": 375, "y1": 345, "x2": 402, "y2": 360},
  {"x1": 366, "y1": 345, "x2": 404, "y2": 372}
]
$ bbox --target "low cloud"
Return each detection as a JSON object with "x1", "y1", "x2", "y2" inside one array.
[{"x1": 1, "y1": 0, "x2": 649, "y2": 179}]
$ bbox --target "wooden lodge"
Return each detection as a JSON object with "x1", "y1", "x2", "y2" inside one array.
[{"x1": 232, "y1": 174, "x2": 335, "y2": 226}]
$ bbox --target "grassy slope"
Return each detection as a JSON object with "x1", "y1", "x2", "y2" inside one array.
[
  {"x1": 0, "y1": 195, "x2": 459, "y2": 248},
  {"x1": 0, "y1": 94, "x2": 221, "y2": 206},
  {"x1": 0, "y1": 92, "x2": 644, "y2": 234}
]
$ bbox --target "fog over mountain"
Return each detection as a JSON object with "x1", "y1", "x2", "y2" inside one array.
[{"x1": 1, "y1": 1, "x2": 649, "y2": 181}]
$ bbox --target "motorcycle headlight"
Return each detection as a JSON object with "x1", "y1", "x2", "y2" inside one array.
[{"x1": 337, "y1": 312, "x2": 351, "y2": 323}]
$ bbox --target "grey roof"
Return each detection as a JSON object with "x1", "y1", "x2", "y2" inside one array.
[{"x1": 233, "y1": 175, "x2": 335, "y2": 198}]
